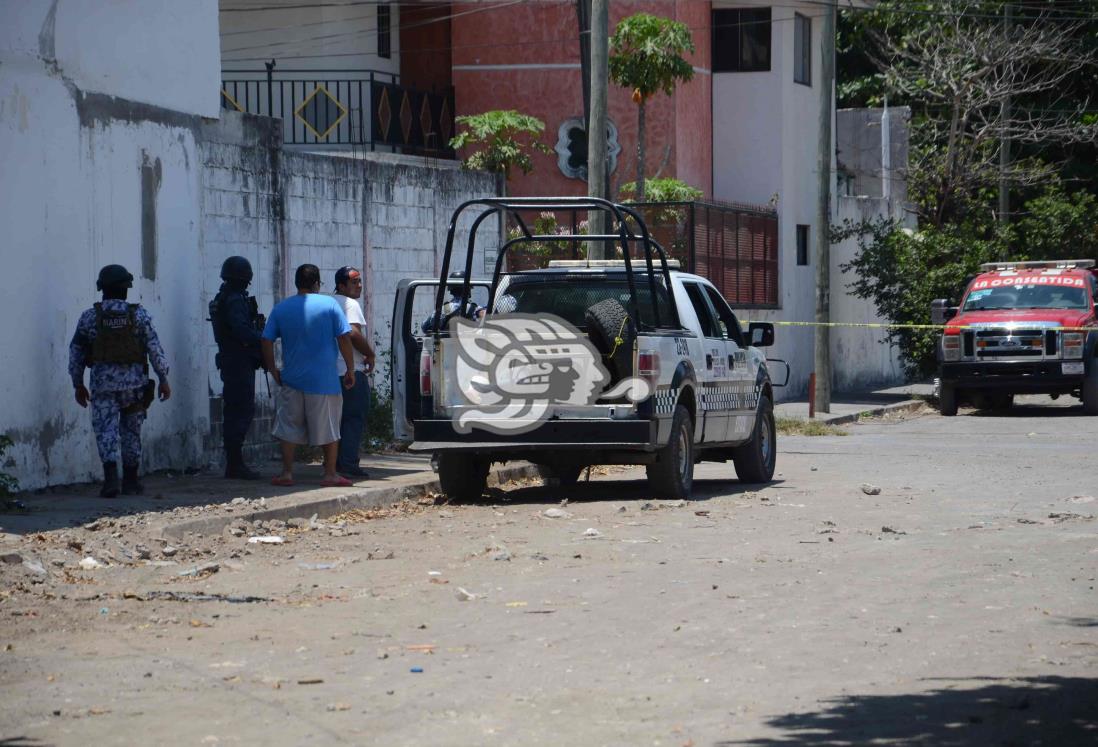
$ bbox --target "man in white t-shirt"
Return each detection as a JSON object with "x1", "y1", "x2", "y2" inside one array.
[{"x1": 333, "y1": 266, "x2": 376, "y2": 478}]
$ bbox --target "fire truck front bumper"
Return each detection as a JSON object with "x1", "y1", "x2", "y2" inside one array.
[{"x1": 940, "y1": 360, "x2": 1087, "y2": 393}]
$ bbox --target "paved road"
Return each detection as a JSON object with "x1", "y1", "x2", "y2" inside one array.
[{"x1": 2, "y1": 398, "x2": 1096, "y2": 745}]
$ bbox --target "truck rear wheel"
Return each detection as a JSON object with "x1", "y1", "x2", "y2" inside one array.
[
  {"x1": 1083, "y1": 368, "x2": 1098, "y2": 415},
  {"x1": 939, "y1": 383, "x2": 958, "y2": 416},
  {"x1": 647, "y1": 405, "x2": 694, "y2": 500},
  {"x1": 732, "y1": 394, "x2": 776, "y2": 483},
  {"x1": 437, "y1": 453, "x2": 489, "y2": 502}
]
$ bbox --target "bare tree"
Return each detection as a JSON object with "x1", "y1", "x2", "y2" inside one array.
[{"x1": 868, "y1": 1, "x2": 1096, "y2": 226}]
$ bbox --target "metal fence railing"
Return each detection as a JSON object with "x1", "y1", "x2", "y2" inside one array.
[
  {"x1": 502, "y1": 200, "x2": 780, "y2": 309},
  {"x1": 220, "y1": 62, "x2": 455, "y2": 157}
]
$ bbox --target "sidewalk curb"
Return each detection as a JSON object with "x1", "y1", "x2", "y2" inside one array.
[
  {"x1": 811, "y1": 399, "x2": 928, "y2": 426},
  {"x1": 157, "y1": 463, "x2": 539, "y2": 540}
]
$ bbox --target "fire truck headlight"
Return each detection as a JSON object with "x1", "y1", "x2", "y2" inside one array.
[
  {"x1": 942, "y1": 335, "x2": 961, "y2": 362},
  {"x1": 1062, "y1": 332, "x2": 1084, "y2": 359}
]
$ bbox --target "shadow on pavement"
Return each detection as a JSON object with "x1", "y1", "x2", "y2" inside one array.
[
  {"x1": 0, "y1": 453, "x2": 432, "y2": 536},
  {"x1": 476, "y1": 475, "x2": 779, "y2": 507},
  {"x1": 717, "y1": 675, "x2": 1098, "y2": 747}
]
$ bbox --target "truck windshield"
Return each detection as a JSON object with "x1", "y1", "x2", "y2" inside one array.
[
  {"x1": 496, "y1": 277, "x2": 674, "y2": 328},
  {"x1": 963, "y1": 283, "x2": 1089, "y2": 311}
]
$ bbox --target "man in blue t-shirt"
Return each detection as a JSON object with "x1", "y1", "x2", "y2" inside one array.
[{"x1": 261, "y1": 264, "x2": 355, "y2": 487}]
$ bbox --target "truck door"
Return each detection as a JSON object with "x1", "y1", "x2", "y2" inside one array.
[
  {"x1": 682, "y1": 282, "x2": 732, "y2": 442},
  {"x1": 703, "y1": 284, "x2": 756, "y2": 442},
  {"x1": 391, "y1": 279, "x2": 489, "y2": 441}
]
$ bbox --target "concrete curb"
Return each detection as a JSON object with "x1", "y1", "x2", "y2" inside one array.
[
  {"x1": 812, "y1": 399, "x2": 928, "y2": 426},
  {"x1": 157, "y1": 463, "x2": 540, "y2": 540}
]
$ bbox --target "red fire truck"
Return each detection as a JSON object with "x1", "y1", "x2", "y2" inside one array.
[{"x1": 932, "y1": 260, "x2": 1098, "y2": 416}]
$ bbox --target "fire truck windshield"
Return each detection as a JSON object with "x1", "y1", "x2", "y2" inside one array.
[{"x1": 963, "y1": 283, "x2": 1089, "y2": 312}]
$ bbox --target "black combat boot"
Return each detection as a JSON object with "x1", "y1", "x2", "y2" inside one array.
[
  {"x1": 121, "y1": 464, "x2": 144, "y2": 495},
  {"x1": 100, "y1": 462, "x2": 120, "y2": 498},
  {"x1": 224, "y1": 446, "x2": 261, "y2": 480}
]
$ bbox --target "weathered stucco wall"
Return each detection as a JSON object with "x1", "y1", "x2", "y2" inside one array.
[
  {"x1": 197, "y1": 119, "x2": 498, "y2": 461},
  {"x1": 1, "y1": 1, "x2": 498, "y2": 489},
  {"x1": 1, "y1": 0, "x2": 218, "y2": 488}
]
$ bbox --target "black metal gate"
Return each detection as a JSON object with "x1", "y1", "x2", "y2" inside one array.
[{"x1": 221, "y1": 61, "x2": 455, "y2": 156}]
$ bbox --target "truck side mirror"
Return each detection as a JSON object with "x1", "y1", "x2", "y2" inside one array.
[
  {"x1": 930, "y1": 299, "x2": 958, "y2": 325},
  {"x1": 748, "y1": 322, "x2": 775, "y2": 348}
]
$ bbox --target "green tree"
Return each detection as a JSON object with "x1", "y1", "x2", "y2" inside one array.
[
  {"x1": 609, "y1": 13, "x2": 694, "y2": 202},
  {"x1": 449, "y1": 110, "x2": 551, "y2": 191}
]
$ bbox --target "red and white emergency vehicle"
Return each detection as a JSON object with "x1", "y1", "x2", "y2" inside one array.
[{"x1": 932, "y1": 260, "x2": 1098, "y2": 415}]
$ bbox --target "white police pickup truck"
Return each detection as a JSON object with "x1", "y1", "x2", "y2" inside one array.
[{"x1": 392, "y1": 198, "x2": 781, "y2": 501}]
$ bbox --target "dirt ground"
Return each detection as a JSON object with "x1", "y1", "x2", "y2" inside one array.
[{"x1": 1, "y1": 399, "x2": 1096, "y2": 746}]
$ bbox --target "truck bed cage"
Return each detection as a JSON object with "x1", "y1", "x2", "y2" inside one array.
[{"x1": 431, "y1": 197, "x2": 683, "y2": 335}]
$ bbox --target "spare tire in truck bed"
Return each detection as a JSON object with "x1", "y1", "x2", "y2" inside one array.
[{"x1": 585, "y1": 298, "x2": 635, "y2": 382}]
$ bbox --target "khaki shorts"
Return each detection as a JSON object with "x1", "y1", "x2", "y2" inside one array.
[{"x1": 272, "y1": 385, "x2": 342, "y2": 446}]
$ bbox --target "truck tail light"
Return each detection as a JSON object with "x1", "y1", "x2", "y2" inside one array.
[
  {"x1": 419, "y1": 349, "x2": 432, "y2": 396},
  {"x1": 1062, "y1": 332, "x2": 1084, "y2": 359},
  {"x1": 942, "y1": 334, "x2": 961, "y2": 361},
  {"x1": 638, "y1": 350, "x2": 660, "y2": 389}
]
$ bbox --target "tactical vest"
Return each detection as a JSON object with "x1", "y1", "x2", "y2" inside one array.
[
  {"x1": 209, "y1": 290, "x2": 260, "y2": 346},
  {"x1": 91, "y1": 303, "x2": 146, "y2": 365}
]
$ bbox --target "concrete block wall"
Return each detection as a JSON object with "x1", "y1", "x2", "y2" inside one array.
[
  {"x1": 198, "y1": 114, "x2": 283, "y2": 461},
  {"x1": 197, "y1": 113, "x2": 499, "y2": 461}
]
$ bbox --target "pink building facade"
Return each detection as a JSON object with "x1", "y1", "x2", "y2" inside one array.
[{"x1": 404, "y1": 1, "x2": 713, "y2": 199}]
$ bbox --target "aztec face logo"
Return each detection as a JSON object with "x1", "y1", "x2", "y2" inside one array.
[{"x1": 450, "y1": 314, "x2": 652, "y2": 434}]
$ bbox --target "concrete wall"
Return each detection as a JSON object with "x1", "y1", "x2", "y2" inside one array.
[
  {"x1": 837, "y1": 106, "x2": 911, "y2": 202},
  {"x1": 199, "y1": 116, "x2": 500, "y2": 465},
  {"x1": 1, "y1": 2, "x2": 498, "y2": 490}
]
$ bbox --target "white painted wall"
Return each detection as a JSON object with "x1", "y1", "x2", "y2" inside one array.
[
  {"x1": 712, "y1": 1, "x2": 825, "y2": 398},
  {"x1": 219, "y1": 0, "x2": 399, "y2": 74},
  {"x1": 1, "y1": 0, "x2": 217, "y2": 488}
]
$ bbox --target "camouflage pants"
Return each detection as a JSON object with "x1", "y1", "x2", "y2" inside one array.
[{"x1": 91, "y1": 388, "x2": 146, "y2": 466}]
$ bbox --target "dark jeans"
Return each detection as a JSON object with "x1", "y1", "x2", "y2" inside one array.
[
  {"x1": 338, "y1": 370, "x2": 370, "y2": 470},
  {"x1": 220, "y1": 361, "x2": 256, "y2": 450}
]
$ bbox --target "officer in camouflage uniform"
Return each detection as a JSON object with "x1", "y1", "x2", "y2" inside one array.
[
  {"x1": 69, "y1": 265, "x2": 171, "y2": 497},
  {"x1": 209, "y1": 256, "x2": 265, "y2": 479}
]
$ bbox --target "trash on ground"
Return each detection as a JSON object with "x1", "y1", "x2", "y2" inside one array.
[
  {"x1": 79, "y1": 557, "x2": 103, "y2": 570},
  {"x1": 455, "y1": 587, "x2": 476, "y2": 601},
  {"x1": 583, "y1": 528, "x2": 602, "y2": 538},
  {"x1": 178, "y1": 562, "x2": 220, "y2": 577},
  {"x1": 860, "y1": 484, "x2": 882, "y2": 496},
  {"x1": 248, "y1": 536, "x2": 285, "y2": 544}
]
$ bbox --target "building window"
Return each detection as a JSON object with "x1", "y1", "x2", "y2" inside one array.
[
  {"x1": 712, "y1": 8, "x2": 771, "y2": 73},
  {"x1": 796, "y1": 224, "x2": 810, "y2": 266},
  {"x1": 377, "y1": 3, "x2": 392, "y2": 59},
  {"x1": 794, "y1": 14, "x2": 811, "y2": 86}
]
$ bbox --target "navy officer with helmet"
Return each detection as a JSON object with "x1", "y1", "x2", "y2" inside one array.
[
  {"x1": 209, "y1": 255, "x2": 266, "y2": 479},
  {"x1": 69, "y1": 264, "x2": 171, "y2": 497},
  {"x1": 421, "y1": 271, "x2": 484, "y2": 333}
]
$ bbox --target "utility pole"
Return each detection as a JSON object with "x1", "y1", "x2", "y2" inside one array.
[
  {"x1": 587, "y1": 0, "x2": 609, "y2": 259},
  {"x1": 998, "y1": 2, "x2": 1013, "y2": 233},
  {"x1": 576, "y1": 0, "x2": 592, "y2": 127},
  {"x1": 814, "y1": 0, "x2": 836, "y2": 414}
]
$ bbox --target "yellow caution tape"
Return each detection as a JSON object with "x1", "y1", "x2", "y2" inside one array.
[{"x1": 740, "y1": 320, "x2": 1098, "y2": 332}]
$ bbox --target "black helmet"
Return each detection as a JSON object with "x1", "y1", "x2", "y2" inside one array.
[
  {"x1": 447, "y1": 270, "x2": 467, "y2": 295},
  {"x1": 220, "y1": 256, "x2": 253, "y2": 282},
  {"x1": 96, "y1": 264, "x2": 133, "y2": 291}
]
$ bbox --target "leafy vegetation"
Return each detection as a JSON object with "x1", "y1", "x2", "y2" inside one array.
[
  {"x1": 609, "y1": 13, "x2": 695, "y2": 201},
  {"x1": 834, "y1": 1, "x2": 1098, "y2": 376},
  {"x1": 449, "y1": 110, "x2": 552, "y2": 183}
]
